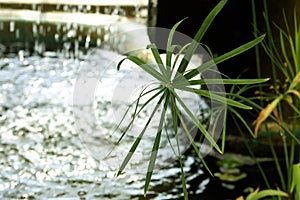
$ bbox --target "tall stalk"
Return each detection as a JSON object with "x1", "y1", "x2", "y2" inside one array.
[{"x1": 250, "y1": 1, "x2": 300, "y2": 199}]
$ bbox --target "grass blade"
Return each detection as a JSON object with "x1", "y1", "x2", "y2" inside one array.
[{"x1": 279, "y1": 29, "x2": 294, "y2": 80}]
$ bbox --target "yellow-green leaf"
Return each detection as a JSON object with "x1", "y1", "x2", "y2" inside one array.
[
  {"x1": 245, "y1": 188, "x2": 288, "y2": 200},
  {"x1": 289, "y1": 89, "x2": 300, "y2": 101},
  {"x1": 291, "y1": 163, "x2": 300, "y2": 200},
  {"x1": 253, "y1": 96, "x2": 282, "y2": 137}
]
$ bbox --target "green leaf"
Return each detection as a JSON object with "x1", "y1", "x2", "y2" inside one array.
[
  {"x1": 117, "y1": 90, "x2": 165, "y2": 176},
  {"x1": 166, "y1": 17, "x2": 188, "y2": 68},
  {"x1": 118, "y1": 55, "x2": 165, "y2": 82},
  {"x1": 279, "y1": 29, "x2": 294, "y2": 80},
  {"x1": 169, "y1": 95, "x2": 179, "y2": 155},
  {"x1": 290, "y1": 72, "x2": 300, "y2": 89},
  {"x1": 170, "y1": 88, "x2": 223, "y2": 154},
  {"x1": 172, "y1": 43, "x2": 191, "y2": 70},
  {"x1": 182, "y1": 34, "x2": 266, "y2": 80},
  {"x1": 113, "y1": 86, "x2": 164, "y2": 146},
  {"x1": 177, "y1": 0, "x2": 228, "y2": 74},
  {"x1": 245, "y1": 188, "x2": 288, "y2": 200},
  {"x1": 171, "y1": 94, "x2": 214, "y2": 176},
  {"x1": 147, "y1": 43, "x2": 169, "y2": 79},
  {"x1": 144, "y1": 91, "x2": 170, "y2": 196},
  {"x1": 220, "y1": 108, "x2": 227, "y2": 152},
  {"x1": 169, "y1": 93, "x2": 214, "y2": 175},
  {"x1": 179, "y1": 155, "x2": 189, "y2": 200},
  {"x1": 229, "y1": 107, "x2": 255, "y2": 137},
  {"x1": 291, "y1": 163, "x2": 300, "y2": 200},
  {"x1": 188, "y1": 78, "x2": 269, "y2": 85},
  {"x1": 173, "y1": 85, "x2": 252, "y2": 110},
  {"x1": 169, "y1": 94, "x2": 188, "y2": 199}
]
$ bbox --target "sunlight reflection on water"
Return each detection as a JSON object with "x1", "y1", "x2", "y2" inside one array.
[{"x1": 0, "y1": 49, "x2": 211, "y2": 199}]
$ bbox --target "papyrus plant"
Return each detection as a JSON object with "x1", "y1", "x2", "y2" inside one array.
[{"x1": 114, "y1": 0, "x2": 266, "y2": 199}]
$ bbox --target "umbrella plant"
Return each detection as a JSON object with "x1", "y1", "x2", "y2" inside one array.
[{"x1": 113, "y1": 0, "x2": 267, "y2": 198}]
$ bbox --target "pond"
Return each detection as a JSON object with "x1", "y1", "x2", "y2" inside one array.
[
  {"x1": 0, "y1": 45, "x2": 282, "y2": 200},
  {"x1": 0, "y1": 47, "x2": 203, "y2": 199},
  {"x1": 0, "y1": 2, "x2": 282, "y2": 199},
  {"x1": 0, "y1": 49, "x2": 176, "y2": 199}
]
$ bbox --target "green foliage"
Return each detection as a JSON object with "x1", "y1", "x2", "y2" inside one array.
[
  {"x1": 237, "y1": 188, "x2": 289, "y2": 200},
  {"x1": 291, "y1": 163, "x2": 300, "y2": 200},
  {"x1": 253, "y1": 7, "x2": 300, "y2": 138},
  {"x1": 241, "y1": 1, "x2": 300, "y2": 199},
  {"x1": 114, "y1": 0, "x2": 266, "y2": 198}
]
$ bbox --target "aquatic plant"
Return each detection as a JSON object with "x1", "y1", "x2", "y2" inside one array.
[
  {"x1": 233, "y1": 1, "x2": 300, "y2": 199},
  {"x1": 114, "y1": 0, "x2": 267, "y2": 198}
]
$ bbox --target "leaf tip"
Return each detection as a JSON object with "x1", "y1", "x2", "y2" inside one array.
[
  {"x1": 245, "y1": 106, "x2": 253, "y2": 110},
  {"x1": 116, "y1": 171, "x2": 122, "y2": 177},
  {"x1": 252, "y1": 120, "x2": 260, "y2": 138}
]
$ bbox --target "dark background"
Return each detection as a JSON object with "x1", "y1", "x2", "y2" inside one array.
[
  {"x1": 152, "y1": 0, "x2": 260, "y2": 80},
  {"x1": 150, "y1": 0, "x2": 266, "y2": 130}
]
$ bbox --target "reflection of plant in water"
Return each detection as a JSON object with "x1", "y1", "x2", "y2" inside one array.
[
  {"x1": 215, "y1": 154, "x2": 247, "y2": 183},
  {"x1": 114, "y1": 0, "x2": 267, "y2": 199}
]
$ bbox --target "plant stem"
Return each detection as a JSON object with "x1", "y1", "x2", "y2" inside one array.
[
  {"x1": 263, "y1": 0, "x2": 279, "y2": 92},
  {"x1": 233, "y1": 113, "x2": 271, "y2": 189},
  {"x1": 251, "y1": 0, "x2": 264, "y2": 110},
  {"x1": 268, "y1": 133, "x2": 286, "y2": 191},
  {"x1": 288, "y1": 98, "x2": 298, "y2": 191}
]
